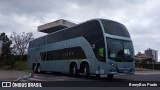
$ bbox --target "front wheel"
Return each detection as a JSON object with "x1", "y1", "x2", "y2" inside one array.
[
  {"x1": 37, "y1": 65, "x2": 41, "y2": 73},
  {"x1": 32, "y1": 64, "x2": 37, "y2": 73},
  {"x1": 96, "y1": 74, "x2": 100, "y2": 78}
]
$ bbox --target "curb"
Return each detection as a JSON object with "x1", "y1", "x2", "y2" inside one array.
[{"x1": 135, "y1": 72, "x2": 160, "y2": 75}]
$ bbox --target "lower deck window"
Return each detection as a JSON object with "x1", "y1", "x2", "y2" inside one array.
[{"x1": 40, "y1": 47, "x2": 86, "y2": 61}]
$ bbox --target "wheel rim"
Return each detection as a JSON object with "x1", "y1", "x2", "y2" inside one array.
[
  {"x1": 73, "y1": 66, "x2": 76, "y2": 75},
  {"x1": 38, "y1": 66, "x2": 41, "y2": 73},
  {"x1": 108, "y1": 74, "x2": 113, "y2": 79},
  {"x1": 33, "y1": 66, "x2": 36, "y2": 72},
  {"x1": 84, "y1": 67, "x2": 87, "y2": 75}
]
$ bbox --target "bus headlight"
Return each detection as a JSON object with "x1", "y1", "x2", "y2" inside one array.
[{"x1": 109, "y1": 62, "x2": 117, "y2": 68}]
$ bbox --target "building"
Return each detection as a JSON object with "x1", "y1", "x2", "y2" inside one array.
[
  {"x1": 135, "y1": 52, "x2": 152, "y2": 63},
  {"x1": 38, "y1": 19, "x2": 76, "y2": 33},
  {"x1": 135, "y1": 52, "x2": 150, "y2": 60},
  {"x1": 0, "y1": 40, "x2": 2, "y2": 56},
  {"x1": 145, "y1": 48, "x2": 158, "y2": 63}
]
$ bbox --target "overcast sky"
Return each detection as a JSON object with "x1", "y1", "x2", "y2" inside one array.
[{"x1": 0, "y1": 0, "x2": 160, "y2": 61}]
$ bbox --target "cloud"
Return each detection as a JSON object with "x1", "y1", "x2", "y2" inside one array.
[{"x1": 0, "y1": 0, "x2": 160, "y2": 61}]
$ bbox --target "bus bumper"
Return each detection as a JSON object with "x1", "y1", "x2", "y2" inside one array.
[{"x1": 107, "y1": 67, "x2": 135, "y2": 75}]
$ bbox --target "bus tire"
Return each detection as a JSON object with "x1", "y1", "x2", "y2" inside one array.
[
  {"x1": 70, "y1": 64, "x2": 79, "y2": 77},
  {"x1": 37, "y1": 64, "x2": 41, "y2": 73},
  {"x1": 83, "y1": 64, "x2": 90, "y2": 78},
  {"x1": 96, "y1": 74, "x2": 100, "y2": 78},
  {"x1": 32, "y1": 64, "x2": 37, "y2": 73},
  {"x1": 107, "y1": 74, "x2": 114, "y2": 79}
]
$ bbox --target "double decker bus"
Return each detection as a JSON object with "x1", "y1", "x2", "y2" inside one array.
[{"x1": 28, "y1": 19, "x2": 135, "y2": 79}]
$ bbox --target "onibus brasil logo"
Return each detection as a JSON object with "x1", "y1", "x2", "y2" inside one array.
[{"x1": 1, "y1": 82, "x2": 42, "y2": 87}]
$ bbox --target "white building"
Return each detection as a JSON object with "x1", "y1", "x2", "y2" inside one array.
[
  {"x1": 135, "y1": 52, "x2": 152, "y2": 63},
  {"x1": 145, "y1": 48, "x2": 158, "y2": 63},
  {"x1": 38, "y1": 19, "x2": 76, "y2": 33}
]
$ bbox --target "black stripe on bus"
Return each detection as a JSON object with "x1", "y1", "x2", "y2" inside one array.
[{"x1": 40, "y1": 47, "x2": 87, "y2": 61}]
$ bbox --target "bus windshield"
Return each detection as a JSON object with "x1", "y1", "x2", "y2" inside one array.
[
  {"x1": 101, "y1": 20, "x2": 130, "y2": 37},
  {"x1": 107, "y1": 38, "x2": 134, "y2": 62}
]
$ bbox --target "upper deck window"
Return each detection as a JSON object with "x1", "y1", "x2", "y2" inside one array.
[{"x1": 101, "y1": 20, "x2": 130, "y2": 38}]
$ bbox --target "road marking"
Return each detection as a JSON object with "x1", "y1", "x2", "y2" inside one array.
[
  {"x1": 55, "y1": 79, "x2": 66, "y2": 81},
  {"x1": 28, "y1": 78, "x2": 47, "y2": 81},
  {"x1": 15, "y1": 73, "x2": 32, "y2": 81},
  {"x1": 135, "y1": 73, "x2": 160, "y2": 75}
]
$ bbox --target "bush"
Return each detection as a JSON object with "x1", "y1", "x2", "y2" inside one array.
[
  {"x1": 0, "y1": 55, "x2": 28, "y2": 70},
  {"x1": 13, "y1": 61, "x2": 28, "y2": 71},
  {"x1": 136, "y1": 63, "x2": 160, "y2": 70},
  {"x1": 4, "y1": 57, "x2": 16, "y2": 67}
]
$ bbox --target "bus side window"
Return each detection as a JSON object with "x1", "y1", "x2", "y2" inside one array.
[
  {"x1": 99, "y1": 48, "x2": 104, "y2": 57},
  {"x1": 44, "y1": 52, "x2": 47, "y2": 61},
  {"x1": 40, "y1": 52, "x2": 45, "y2": 61}
]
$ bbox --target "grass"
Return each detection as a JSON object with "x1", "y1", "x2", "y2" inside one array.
[
  {"x1": 13, "y1": 61, "x2": 28, "y2": 71},
  {"x1": 0, "y1": 65, "x2": 11, "y2": 70},
  {"x1": 0, "y1": 60, "x2": 28, "y2": 71}
]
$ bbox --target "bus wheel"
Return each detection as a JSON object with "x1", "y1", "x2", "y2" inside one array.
[
  {"x1": 107, "y1": 74, "x2": 114, "y2": 79},
  {"x1": 83, "y1": 64, "x2": 90, "y2": 78},
  {"x1": 70, "y1": 64, "x2": 79, "y2": 77},
  {"x1": 37, "y1": 64, "x2": 41, "y2": 73},
  {"x1": 96, "y1": 74, "x2": 100, "y2": 78},
  {"x1": 32, "y1": 64, "x2": 37, "y2": 73}
]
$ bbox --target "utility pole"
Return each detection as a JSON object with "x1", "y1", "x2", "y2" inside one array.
[
  {"x1": 152, "y1": 60, "x2": 155, "y2": 70},
  {"x1": 0, "y1": 40, "x2": 3, "y2": 56},
  {"x1": 152, "y1": 55, "x2": 154, "y2": 70}
]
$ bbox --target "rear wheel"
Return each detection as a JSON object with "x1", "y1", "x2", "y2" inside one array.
[
  {"x1": 32, "y1": 64, "x2": 37, "y2": 73},
  {"x1": 70, "y1": 64, "x2": 79, "y2": 77},
  {"x1": 96, "y1": 74, "x2": 100, "y2": 78},
  {"x1": 107, "y1": 74, "x2": 114, "y2": 79},
  {"x1": 37, "y1": 64, "x2": 41, "y2": 73},
  {"x1": 83, "y1": 64, "x2": 90, "y2": 78}
]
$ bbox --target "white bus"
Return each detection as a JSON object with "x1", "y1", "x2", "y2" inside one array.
[{"x1": 28, "y1": 19, "x2": 135, "y2": 79}]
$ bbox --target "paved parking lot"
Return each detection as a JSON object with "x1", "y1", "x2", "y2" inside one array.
[
  {"x1": 0, "y1": 70, "x2": 29, "y2": 81},
  {"x1": 1, "y1": 69, "x2": 160, "y2": 81}
]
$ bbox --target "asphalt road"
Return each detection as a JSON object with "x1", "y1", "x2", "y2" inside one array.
[
  {"x1": 1, "y1": 69, "x2": 160, "y2": 82},
  {"x1": 0, "y1": 70, "x2": 29, "y2": 81},
  {"x1": 1, "y1": 70, "x2": 160, "y2": 88},
  {"x1": 20, "y1": 70, "x2": 160, "y2": 82},
  {"x1": 1, "y1": 69, "x2": 160, "y2": 87}
]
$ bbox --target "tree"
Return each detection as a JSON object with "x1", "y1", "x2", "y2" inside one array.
[
  {"x1": 141, "y1": 58, "x2": 152, "y2": 64},
  {"x1": 0, "y1": 32, "x2": 12, "y2": 60},
  {"x1": 10, "y1": 32, "x2": 34, "y2": 60}
]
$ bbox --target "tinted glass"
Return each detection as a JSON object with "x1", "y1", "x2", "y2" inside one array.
[
  {"x1": 107, "y1": 38, "x2": 124, "y2": 62},
  {"x1": 107, "y1": 38, "x2": 134, "y2": 62},
  {"x1": 40, "y1": 47, "x2": 86, "y2": 61},
  {"x1": 29, "y1": 36, "x2": 46, "y2": 48},
  {"x1": 47, "y1": 20, "x2": 103, "y2": 45},
  {"x1": 29, "y1": 20, "x2": 106, "y2": 62},
  {"x1": 123, "y1": 41, "x2": 134, "y2": 62},
  {"x1": 101, "y1": 19, "x2": 130, "y2": 37}
]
